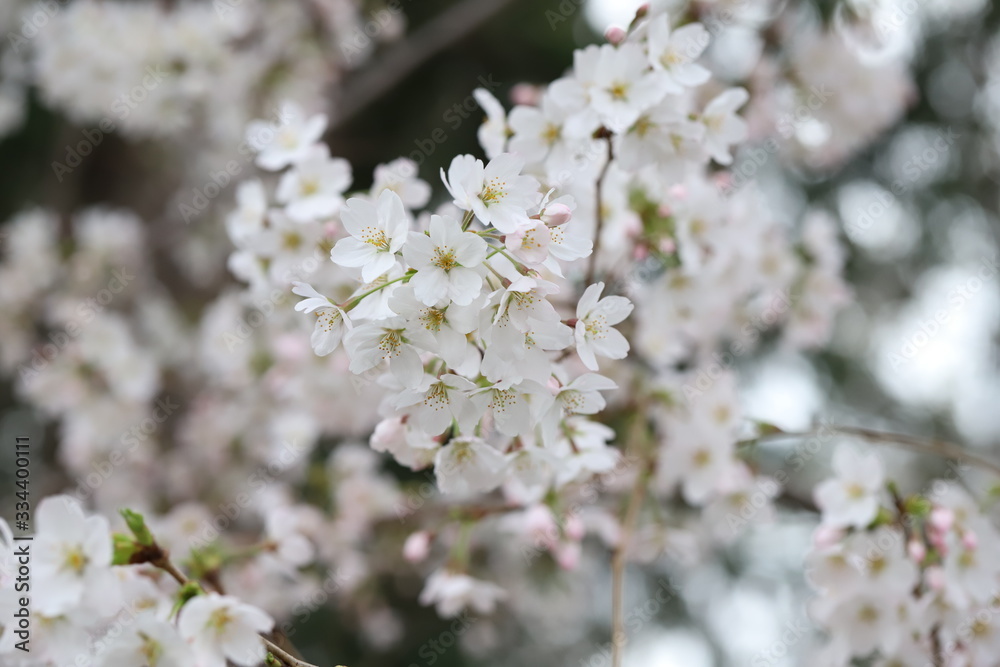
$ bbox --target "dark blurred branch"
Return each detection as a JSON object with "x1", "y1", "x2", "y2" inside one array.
[
  {"x1": 330, "y1": 0, "x2": 519, "y2": 130},
  {"x1": 752, "y1": 426, "x2": 1000, "y2": 477}
]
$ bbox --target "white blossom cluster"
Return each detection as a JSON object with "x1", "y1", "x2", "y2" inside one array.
[
  {"x1": 808, "y1": 447, "x2": 1000, "y2": 666},
  {"x1": 0, "y1": 1, "x2": 939, "y2": 665},
  {"x1": 1, "y1": 0, "x2": 367, "y2": 142}
]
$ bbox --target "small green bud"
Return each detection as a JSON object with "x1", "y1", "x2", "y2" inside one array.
[
  {"x1": 111, "y1": 532, "x2": 136, "y2": 565},
  {"x1": 119, "y1": 508, "x2": 154, "y2": 546},
  {"x1": 904, "y1": 495, "x2": 932, "y2": 519}
]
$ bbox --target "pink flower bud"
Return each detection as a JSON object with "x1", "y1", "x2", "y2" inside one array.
[
  {"x1": 633, "y1": 245, "x2": 649, "y2": 261},
  {"x1": 511, "y1": 83, "x2": 541, "y2": 106},
  {"x1": 925, "y1": 565, "x2": 945, "y2": 591},
  {"x1": 907, "y1": 539, "x2": 926, "y2": 563},
  {"x1": 555, "y1": 542, "x2": 581, "y2": 570},
  {"x1": 658, "y1": 238, "x2": 676, "y2": 255},
  {"x1": 929, "y1": 507, "x2": 954, "y2": 533},
  {"x1": 565, "y1": 514, "x2": 585, "y2": 541},
  {"x1": 403, "y1": 531, "x2": 431, "y2": 563},
  {"x1": 962, "y1": 530, "x2": 978, "y2": 551},
  {"x1": 668, "y1": 184, "x2": 687, "y2": 200},
  {"x1": 929, "y1": 531, "x2": 947, "y2": 556},
  {"x1": 541, "y1": 203, "x2": 573, "y2": 226},
  {"x1": 605, "y1": 25, "x2": 627, "y2": 45},
  {"x1": 524, "y1": 505, "x2": 556, "y2": 540},
  {"x1": 813, "y1": 524, "x2": 844, "y2": 550},
  {"x1": 657, "y1": 203, "x2": 672, "y2": 217}
]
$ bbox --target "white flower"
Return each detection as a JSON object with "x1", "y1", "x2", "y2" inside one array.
[
  {"x1": 434, "y1": 437, "x2": 508, "y2": 495},
  {"x1": 574, "y1": 282, "x2": 633, "y2": 371},
  {"x1": 371, "y1": 158, "x2": 431, "y2": 209},
  {"x1": 492, "y1": 258, "x2": 562, "y2": 332},
  {"x1": 247, "y1": 102, "x2": 327, "y2": 171},
  {"x1": 583, "y1": 43, "x2": 669, "y2": 133},
  {"x1": 504, "y1": 219, "x2": 551, "y2": 265},
  {"x1": 403, "y1": 214, "x2": 488, "y2": 306},
  {"x1": 646, "y1": 15, "x2": 711, "y2": 92},
  {"x1": 479, "y1": 316, "x2": 572, "y2": 385},
  {"x1": 815, "y1": 592, "x2": 900, "y2": 657},
  {"x1": 343, "y1": 316, "x2": 424, "y2": 386},
  {"x1": 508, "y1": 91, "x2": 578, "y2": 164},
  {"x1": 655, "y1": 415, "x2": 736, "y2": 504},
  {"x1": 34, "y1": 495, "x2": 118, "y2": 616},
  {"x1": 814, "y1": 445, "x2": 884, "y2": 529},
  {"x1": 540, "y1": 373, "x2": 617, "y2": 443},
  {"x1": 292, "y1": 282, "x2": 350, "y2": 356},
  {"x1": 177, "y1": 593, "x2": 274, "y2": 667},
  {"x1": 100, "y1": 614, "x2": 191, "y2": 667},
  {"x1": 418, "y1": 569, "x2": 507, "y2": 617},
  {"x1": 226, "y1": 180, "x2": 267, "y2": 246},
  {"x1": 390, "y1": 285, "x2": 481, "y2": 372},
  {"x1": 395, "y1": 373, "x2": 479, "y2": 435},
  {"x1": 701, "y1": 87, "x2": 749, "y2": 165},
  {"x1": 474, "y1": 87, "x2": 508, "y2": 158},
  {"x1": 276, "y1": 143, "x2": 352, "y2": 222},
  {"x1": 330, "y1": 190, "x2": 410, "y2": 283},
  {"x1": 470, "y1": 380, "x2": 549, "y2": 437},
  {"x1": 442, "y1": 153, "x2": 541, "y2": 233},
  {"x1": 551, "y1": 417, "x2": 619, "y2": 486}
]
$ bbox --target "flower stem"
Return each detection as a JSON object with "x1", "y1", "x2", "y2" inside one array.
[
  {"x1": 149, "y1": 553, "x2": 321, "y2": 667},
  {"x1": 344, "y1": 273, "x2": 411, "y2": 310},
  {"x1": 585, "y1": 137, "x2": 614, "y2": 287},
  {"x1": 747, "y1": 425, "x2": 1000, "y2": 476}
]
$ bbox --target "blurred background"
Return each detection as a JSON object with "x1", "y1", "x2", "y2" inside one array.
[{"x1": 1, "y1": 0, "x2": 999, "y2": 665}]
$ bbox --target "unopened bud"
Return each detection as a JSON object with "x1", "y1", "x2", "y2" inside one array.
[
  {"x1": 565, "y1": 514, "x2": 585, "y2": 541},
  {"x1": 511, "y1": 83, "x2": 541, "y2": 106},
  {"x1": 403, "y1": 531, "x2": 431, "y2": 563},
  {"x1": 542, "y1": 203, "x2": 573, "y2": 226},
  {"x1": 962, "y1": 530, "x2": 978, "y2": 551},
  {"x1": 812, "y1": 524, "x2": 843, "y2": 550},
  {"x1": 929, "y1": 507, "x2": 954, "y2": 533},
  {"x1": 907, "y1": 539, "x2": 926, "y2": 563},
  {"x1": 605, "y1": 25, "x2": 627, "y2": 45},
  {"x1": 925, "y1": 565, "x2": 945, "y2": 591}
]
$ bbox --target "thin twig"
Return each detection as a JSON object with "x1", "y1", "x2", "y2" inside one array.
[
  {"x1": 330, "y1": 0, "x2": 519, "y2": 130},
  {"x1": 611, "y1": 462, "x2": 648, "y2": 667},
  {"x1": 149, "y1": 555, "x2": 320, "y2": 667},
  {"x1": 750, "y1": 425, "x2": 1000, "y2": 477},
  {"x1": 263, "y1": 638, "x2": 314, "y2": 667},
  {"x1": 585, "y1": 137, "x2": 614, "y2": 287}
]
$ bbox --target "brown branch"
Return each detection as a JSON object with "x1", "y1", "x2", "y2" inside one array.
[
  {"x1": 611, "y1": 462, "x2": 649, "y2": 667},
  {"x1": 585, "y1": 136, "x2": 614, "y2": 287},
  {"x1": 147, "y1": 553, "x2": 319, "y2": 667},
  {"x1": 330, "y1": 0, "x2": 519, "y2": 130},
  {"x1": 750, "y1": 425, "x2": 1000, "y2": 477}
]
